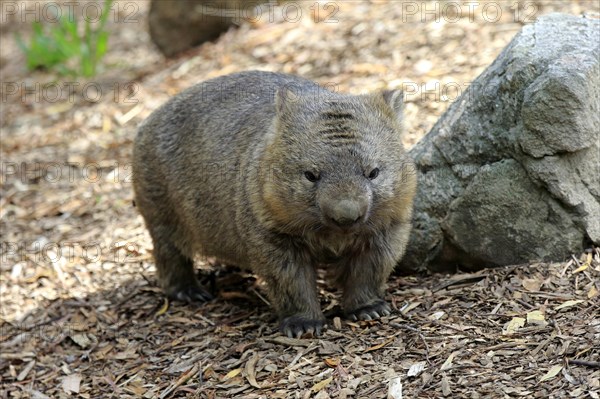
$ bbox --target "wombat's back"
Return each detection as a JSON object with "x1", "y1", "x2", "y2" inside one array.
[{"x1": 133, "y1": 71, "x2": 319, "y2": 265}]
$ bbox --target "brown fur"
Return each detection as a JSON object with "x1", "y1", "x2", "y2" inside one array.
[{"x1": 132, "y1": 71, "x2": 417, "y2": 337}]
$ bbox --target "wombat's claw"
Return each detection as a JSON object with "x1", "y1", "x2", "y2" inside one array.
[
  {"x1": 170, "y1": 285, "x2": 213, "y2": 302},
  {"x1": 280, "y1": 316, "x2": 325, "y2": 338},
  {"x1": 347, "y1": 300, "x2": 391, "y2": 321}
]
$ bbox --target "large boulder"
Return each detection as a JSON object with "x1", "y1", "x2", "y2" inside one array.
[
  {"x1": 149, "y1": 0, "x2": 257, "y2": 57},
  {"x1": 402, "y1": 14, "x2": 600, "y2": 272}
]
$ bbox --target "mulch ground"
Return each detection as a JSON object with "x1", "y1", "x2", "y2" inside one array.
[{"x1": 1, "y1": 1, "x2": 599, "y2": 398}]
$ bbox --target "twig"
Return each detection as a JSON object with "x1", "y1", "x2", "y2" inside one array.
[
  {"x1": 389, "y1": 322, "x2": 431, "y2": 365},
  {"x1": 567, "y1": 359, "x2": 600, "y2": 368},
  {"x1": 431, "y1": 275, "x2": 487, "y2": 293},
  {"x1": 159, "y1": 363, "x2": 200, "y2": 399},
  {"x1": 251, "y1": 288, "x2": 271, "y2": 307},
  {"x1": 498, "y1": 265, "x2": 520, "y2": 283}
]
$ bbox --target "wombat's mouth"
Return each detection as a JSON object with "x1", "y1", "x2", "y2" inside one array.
[{"x1": 321, "y1": 215, "x2": 368, "y2": 234}]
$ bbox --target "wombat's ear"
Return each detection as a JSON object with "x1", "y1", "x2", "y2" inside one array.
[
  {"x1": 274, "y1": 86, "x2": 299, "y2": 117},
  {"x1": 381, "y1": 89, "x2": 404, "y2": 121}
]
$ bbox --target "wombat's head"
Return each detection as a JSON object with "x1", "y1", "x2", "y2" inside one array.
[{"x1": 260, "y1": 87, "x2": 416, "y2": 235}]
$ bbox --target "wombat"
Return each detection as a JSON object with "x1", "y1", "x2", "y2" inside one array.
[{"x1": 133, "y1": 71, "x2": 417, "y2": 337}]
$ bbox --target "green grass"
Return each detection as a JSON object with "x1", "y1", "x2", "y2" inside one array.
[{"x1": 16, "y1": 0, "x2": 113, "y2": 77}]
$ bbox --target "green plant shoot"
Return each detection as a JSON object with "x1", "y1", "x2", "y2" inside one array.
[{"x1": 16, "y1": 0, "x2": 113, "y2": 77}]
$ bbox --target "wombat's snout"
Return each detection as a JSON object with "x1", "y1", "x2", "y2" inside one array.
[{"x1": 323, "y1": 198, "x2": 369, "y2": 229}]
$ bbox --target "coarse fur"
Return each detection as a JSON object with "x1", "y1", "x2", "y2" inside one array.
[{"x1": 132, "y1": 71, "x2": 417, "y2": 337}]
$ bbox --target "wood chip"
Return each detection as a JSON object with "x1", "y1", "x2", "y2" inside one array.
[
  {"x1": 62, "y1": 374, "x2": 82, "y2": 394},
  {"x1": 441, "y1": 376, "x2": 451, "y2": 396},
  {"x1": 311, "y1": 376, "x2": 333, "y2": 393},
  {"x1": 17, "y1": 360, "x2": 35, "y2": 381}
]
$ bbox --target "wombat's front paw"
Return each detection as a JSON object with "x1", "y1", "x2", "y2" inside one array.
[
  {"x1": 168, "y1": 284, "x2": 213, "y2": 302},
  {"x1": 280, "y1": 315, "x2": 325, "y2": 338},
  {"x1": 346, "y1": 299, "x2": 391, "y2": 321}
]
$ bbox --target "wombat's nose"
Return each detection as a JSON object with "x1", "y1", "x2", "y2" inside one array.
[{"x1": 328, "y1": 199, "x2": 366, "y2": 227}]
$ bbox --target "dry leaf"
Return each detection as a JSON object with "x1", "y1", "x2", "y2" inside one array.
[
  {"x1": 45, "y1": 102, "x2": 74, "y2": 115},
  {"x1": 351, "y1": 63, "x2": 388, "y2": 74},
  {"x1": 526, "y1": 310, "x2": 547, "y2": 326},
  {"x1": 93, "y1": 344, "x2": 114, "y2": 360},
  {"x1": 23, "y1": 269, "x2": 54, "y2": 283},
  {"x1": 159, "y1": 363, "x2": 200, "y2": 399},
  {"x1": 503, "y1": 317, "x2": 526, "y2": 335},
  {"x1": 62, "y1": 374, "x2": 82, "y2": 394},
  {"x1": 155, "y1": 298, "x2": 169, "y2": 316},
  {"x1": 124, "y1": 380, "x2": 146, "y2": 396},
  {"x1": 223, "y1": 368, "x2": 242, "y2": 381},
  {"x1": 102, "y1": 115, "x2": 112, "y2": 133},
  {"x1": 314, "y1": 391, "x2": 330, "y2": 399},
  {"x1": 333, "y1": 317, "x2": 342, "y2": 330},
  {"x1": 522, "y1": 278, "x2": 542, "y2": 292},
  {"x1": 429, "y1": 311, "x2": 445, "y2": 320},
  {"x1": 29, "y1": 391, "x2": 51, "y2": 399},
  {"x1": 219, "y1": 291, "x2": 251, "y2": 300},
  {"x1": 112, "y1": 348, "x2": 137, "y2": 360},
  {"x1": 70, "y1": 333, "x2": 92, "y2": 349},
  {"x1": 441, "y1": 352, "x2": 457, "y2": 371},
  {"x1": 311, "y1": 376, "x2": 333, "y2": 393},
  {"x1": 554, "y1": 300, "x2": 584, "y2": 310},
  {"x1": 203, "y1": 366, "x2": 216, "y2": 380},
  {"x1": 400, "y1": 302, "x2": 421, "y2": 315},
  {"x1": 365, "y1": 336, "x2": 395, "y2": 353},
  {"x1": 441, "y1": 376, "x2": 451, "y2": 396},
  {"x1": 387, "y1": 376, "x2": 402, "y2": 399},
  {"x1": 245, "y1": 354, "x2": 261, "y2": 389},
  {"x1": 339, "y1": 388, "x2": 355, "y2": 399},
  {"x1": 588, "y1": 286, "x2": 598, "y2": 299},
  {"x1": 324, "y1": 358, "x2": 340, "y2": 368},
  {"x1": 407, "y1": 361, "x2": 426, "y2": 377},
  {"x1": 266, "y1": 336, "x2": 311, "y2": 347},
  {"x1": 573, "y1": 263, "x2": 589, "y2": 273},
  {"x1": 539, "y1": 365, "x2": 562, "y2": 382}
]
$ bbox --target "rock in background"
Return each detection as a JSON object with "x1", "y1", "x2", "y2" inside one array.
[
  {"x1": 149, "y1": 0, "x2": 256, "y2": 57},
  {"x1": 403, "y1": 13, "x2": 600, "y2": 272},
  {"x1": 148, "y1": 0, "x2": 297, "y2": 57}
]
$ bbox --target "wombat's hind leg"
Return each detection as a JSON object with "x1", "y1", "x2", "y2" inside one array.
[{"x1": 152, "y1": 233, "x2": 213, "y2": 302}]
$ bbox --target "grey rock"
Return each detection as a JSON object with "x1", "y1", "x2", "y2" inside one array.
[
  {"x1": 149, "y1": 0, "x2": 255, "y2": 57},
  {"x1": 402, "y1": 14, "x2": 600, "y2": 272}
]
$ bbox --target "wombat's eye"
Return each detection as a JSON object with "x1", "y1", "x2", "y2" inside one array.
[
  {"x1": 367, "y1": 168, "x2": 380, "y2": 180},
  {"x1": 304, "y1": 171, "x2": 319, "y2": 182}
]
